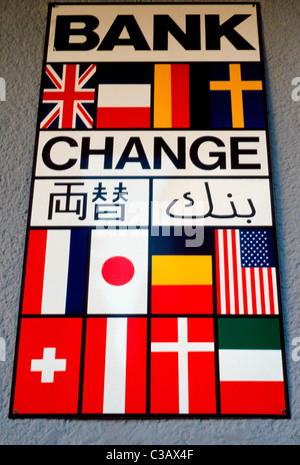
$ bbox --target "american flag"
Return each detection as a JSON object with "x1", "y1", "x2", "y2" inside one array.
[
  {"x1": 40, "y1": 64, "x2": 96, "y2": 129},
  {"x1": 215, "y1": 229, "x2": 279, "y2": 315}
]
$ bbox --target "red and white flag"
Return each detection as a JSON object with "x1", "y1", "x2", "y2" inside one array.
[
  {"x1": 82, "y1": 317, "x2": 147, "y2": 414},
  {"x1": 87, "y1": 229, "x2": 148, "y2": 315},
  {"x1": 96, "y1": 83, "x2": 151, "y2": 128},
  {"x1": 12, "y1": 318, "x2": 82, "y2": 414},
  {"x1": 151, "y1": 317, "x2": 216, "y2": 414}
]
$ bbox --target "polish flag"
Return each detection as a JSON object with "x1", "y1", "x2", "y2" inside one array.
[{"x1": 96, "y1": 83, "x2": 151, "y2": 128}]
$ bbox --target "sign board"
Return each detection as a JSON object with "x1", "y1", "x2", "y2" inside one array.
[{"x1": 10, "y1": 2, "x2": 289, "y2": 418}]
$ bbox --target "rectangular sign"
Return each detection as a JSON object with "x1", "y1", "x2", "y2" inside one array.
[{"x1": 10, "y1": 2, "x2": 289, "y2": 418}]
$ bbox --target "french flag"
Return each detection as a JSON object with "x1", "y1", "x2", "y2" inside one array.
[{"x1": 22, "y1": 229, "x2": 89, "y2": 315}]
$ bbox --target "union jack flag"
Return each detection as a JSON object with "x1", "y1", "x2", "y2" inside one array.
[{"x1": 40, "y1": 64, "x2": 96, "y2": 129}]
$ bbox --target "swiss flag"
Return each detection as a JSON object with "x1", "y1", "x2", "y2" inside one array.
[
  {"x1": 12, "y1": 318, "x2": 82, "y2": 414},
  {"x1": 151, "y1": 317, "x2": 216, "y2": 414}
]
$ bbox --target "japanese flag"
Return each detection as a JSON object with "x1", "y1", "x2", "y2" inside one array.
[{"x1": 87, "y1": 229, "x2": 148, "y2": 314}]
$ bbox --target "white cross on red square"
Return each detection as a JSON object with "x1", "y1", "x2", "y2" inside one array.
[{"x1": 31, "y1": 347, "x2": 66, "y2": 383}]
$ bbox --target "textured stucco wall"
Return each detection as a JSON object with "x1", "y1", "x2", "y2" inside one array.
[{"x1": 0, "y1": 0, "x2": 299, "y2": 445}]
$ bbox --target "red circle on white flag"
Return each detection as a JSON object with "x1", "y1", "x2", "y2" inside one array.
[{"x1": 101, "y1": 256, "x2": 135, "y2": 286}]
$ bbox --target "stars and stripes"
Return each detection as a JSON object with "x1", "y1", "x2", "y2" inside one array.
[
  {"x1": 40, "y1": 64, "x2": 96, "y2": 129},
  {"x1": 215, "y1": 229, "x2": 279, "y2": 315}
]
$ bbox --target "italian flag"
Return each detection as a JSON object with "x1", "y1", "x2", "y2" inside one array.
[{"x1": 218, "y1": 318, "x2": 287, "y2": 415}]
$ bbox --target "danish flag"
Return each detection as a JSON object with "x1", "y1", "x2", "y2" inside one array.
[
  {"x1": 151, "y1": 317, "x2": 216, "y2": 414},
  {"x1": 40, "y1": 64, "x2": 96, "y2": 129}
]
